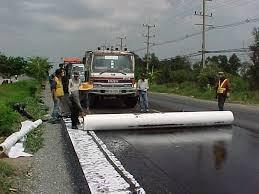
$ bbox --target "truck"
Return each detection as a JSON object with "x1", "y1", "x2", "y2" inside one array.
[
  {"x1": 84, "y1": 48, "x2": 138, "y2": 108},
  {"x1": 62, "y1": 57, "x2": 85, "y2": 93}
]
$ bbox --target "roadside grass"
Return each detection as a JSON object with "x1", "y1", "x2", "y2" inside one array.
[
  {"x1": 25, "y1": 125, "x2": 44, "y2": 154},
  {"x1": 0, "y1": 80, "x2": 45, "y2": 136},
  {"x1": 0, "y1": 80, "x2": 47, "y2": 193},
  {"x1": 0, "y1": 80, "x2": 47, "y2": 151},
  {"x1": 0, "y1": 160, "x2": 14, "y2": 194},
  {"x1": 150, "y1": 82, "x2": 259, "y2": 105}
]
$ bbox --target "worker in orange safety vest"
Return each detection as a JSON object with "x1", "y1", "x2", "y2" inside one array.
[{"x1": 215, "y1": 72, "x2": 230, "y2": 111}]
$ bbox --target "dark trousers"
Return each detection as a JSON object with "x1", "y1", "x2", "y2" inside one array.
[
  {"x1": 218, "y1": 94, "x2": 226, "y2": 111},
  {"x1": 70, "y1": 102, "x2": 80, "y2": 127}
]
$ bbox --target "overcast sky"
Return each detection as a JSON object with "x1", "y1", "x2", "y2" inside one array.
[{"x1": 1, "y1": 0, "x2": 259, "y2": 63}]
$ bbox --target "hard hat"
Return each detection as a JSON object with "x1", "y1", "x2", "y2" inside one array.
[{"x1": 79, "y1": 82, "x2": 93, "y2": 91}]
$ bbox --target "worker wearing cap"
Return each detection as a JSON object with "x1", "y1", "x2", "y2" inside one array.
[
  {"x1": 137, "y1": 73, "x2": 149, "y2": 112},
  {"x1": 68, "y1": 71, "x2": 81, "y2": 94},
  {"x1": 69, "y1": 82, "x2": 93, "y2": 129},
  {"x1": 215, "y1": 72, "x2": 230, "y2": 111}
]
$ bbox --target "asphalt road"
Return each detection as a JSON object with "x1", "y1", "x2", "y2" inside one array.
[{"x1": 91, "y1": 93, "x2": 259, "y2": 194}]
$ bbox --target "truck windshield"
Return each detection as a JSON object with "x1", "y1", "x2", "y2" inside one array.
[
  {"x1": 92, "y1": 55, "x2": 133, "y2": 73},
  {"x1": 72, "y1": 66, "x2": 84, "y2": 72}
]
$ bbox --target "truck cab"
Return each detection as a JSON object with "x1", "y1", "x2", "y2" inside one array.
[{"x1": 84, "y1": 49, "x2": 137, "y2": 108}]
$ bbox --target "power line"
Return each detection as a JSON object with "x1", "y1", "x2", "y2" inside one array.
[
  {"x1": 143, "y1": 24, "x2": 156, "y2": 71},
  {"x1": 116, "y1": 36, "x2": 127, "y2": 51},
  {"x1": 161, "y1": 51, "x2": 202, "y2": 61},
  {"x1": 194, "y1": 0, "x2": 213, "y2": 68},
  {"x1": 133, "y1": 17, "x2": 259, "y2": 52}
]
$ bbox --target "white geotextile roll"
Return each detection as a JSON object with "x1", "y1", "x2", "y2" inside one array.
[
  {"x1": 0, "y1": 119, "x2": 42, "y2": 154},
  {"x1": 84, "y1": 111, "x2": 234, "y2": 131}
]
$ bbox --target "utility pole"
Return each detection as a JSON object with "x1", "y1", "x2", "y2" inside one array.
[
  {"x1": 143, "y1": 24, "x2": 155, "y2": 72},
  {"x1": 195, "y1": 0, "x2": 212, "y2": 68},
  {"x1": 116, "y1": 36, "x2": 127, "y2": 50}
]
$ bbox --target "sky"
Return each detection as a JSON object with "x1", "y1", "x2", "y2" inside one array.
[{"x1": 1, "y1": 0, "x2": 259, "y2": 63}]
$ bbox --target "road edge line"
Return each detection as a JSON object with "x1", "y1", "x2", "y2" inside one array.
[{"x1": 89, "y1": 130, "x2": 146, "y2": 194}]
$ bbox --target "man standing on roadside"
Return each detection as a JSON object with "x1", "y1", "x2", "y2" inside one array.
[
  {"x1": 137, "y1": 73, "x2": 149, "y2": 112},
  {"x1": 215, "y1": 72, "x2": 230, "y2": 111},
  {"x1": 69, "y1": 82, "x2": 93, "y2": 129},
  {"x1": 51, "y1": 69, "x2": 65, "y2": 122},
  {"x1": 68, "y1": 71, "x2": 81, "y2": 94}
]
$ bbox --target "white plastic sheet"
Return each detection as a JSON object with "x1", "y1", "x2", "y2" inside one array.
[
  {"x1": 84, "y1": 111, "x2": 234, "y2": 131},
  {"x1": 0, "y1": 119, "x2": 42, "y2": 158}
]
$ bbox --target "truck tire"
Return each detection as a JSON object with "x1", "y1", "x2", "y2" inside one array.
[{"x1": 124, "y1": 97, "x2": 138, "y2": 108}]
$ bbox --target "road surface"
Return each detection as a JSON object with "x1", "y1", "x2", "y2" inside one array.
[{"x1": 88, "y1": 93, "x2": 259, "y2": 194}]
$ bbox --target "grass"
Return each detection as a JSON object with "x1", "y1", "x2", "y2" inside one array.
[
  {"x1": 25, "y1": 125, "x2": 44, "y2": 153},
  {"x1": 0, "y1": 161, "x2": 14, "y2": 194},
  {"x1": 150, "y1": 82, "x2": 259, "y2": 105},
  {"x1": 0, "y1": 80, "x2": 45, "y2": 136},
  {"x1": 0, "y1": 79, "x2": 47, "y2": 151}
]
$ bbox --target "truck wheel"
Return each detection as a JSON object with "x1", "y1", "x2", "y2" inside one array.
[{"x1": 124, "y1": 97, "x2": 137, "y2": 108}]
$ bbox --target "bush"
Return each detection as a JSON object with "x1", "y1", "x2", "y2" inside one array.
[
  {"x1": 0, "y1": 103, "x2": 20, "y2": 136},
  {"x1": 170, "y1": 70, "x2": 194, "y2": 83},
  {"x1": 0, "y1": 80, "x2": 41, "y2": 136},
  {"x1": 0, "y1": 161, "x2": 14, "y2": 194},
  {"x1": 230, "y1": 76, "x2": 249, "y2": 93},
  {"x1": 198, "y1": 63, "x2": 220, "y2": 88}
]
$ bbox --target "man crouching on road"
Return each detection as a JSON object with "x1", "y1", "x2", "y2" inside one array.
[
  {"x1": 69, "y1": 82, "x2": 93, "y2": 129},
  {"x1": 215, "y1": 71, "x2": 230, "y2": 111}
]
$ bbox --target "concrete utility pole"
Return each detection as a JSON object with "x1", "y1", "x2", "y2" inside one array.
[
  {"x1": 143, "y1": 24, "x2": 155, "y2": 72},
  {"x1": 195, "y1": 0, "x2": 212, "y2": 68},
  {"x1": 116, "y1": 36, "x2": 127, "y2": 50}
]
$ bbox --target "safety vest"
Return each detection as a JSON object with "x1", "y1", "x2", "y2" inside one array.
[
  {"x1": 54, "y1": 77, "x2": 64, "y2": 97},
  {"x1": 217, "y1": 79, "x2": 227, "y2": 94}
]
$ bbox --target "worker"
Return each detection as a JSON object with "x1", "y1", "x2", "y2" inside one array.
[
  {"x1": 51, "y1": 69, "x2": 65, "y2": 119},
  {"x1": 68, "y1": 71, "x2": 81, "y2": 94},
  {"x1": 215, "y1": 71, "x2": 230, "y2": 111},
  {"x1": 137, "y1": 73, "x2": 149, "y2": 112},
  {"x1": 69, "y1": 82, "x2": 93, "y2": 129}
]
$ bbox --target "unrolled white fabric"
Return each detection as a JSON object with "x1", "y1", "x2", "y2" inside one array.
[{"x1": 0, "y1": 119, "x2": 42, "y2": 158}]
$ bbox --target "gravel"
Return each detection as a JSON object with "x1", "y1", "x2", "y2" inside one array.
[{"x1": 25, "y1": 87, "x2": 90, "y2": 194}]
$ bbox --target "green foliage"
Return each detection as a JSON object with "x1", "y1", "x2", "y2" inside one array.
[
  {"x1": 248, "y1": 27, "x2": 259, "y2": 89},
  {"x1": 0, "y1": 161, "x2": 14, "y2": 194},
  {"x1": 0, "y1": 102, "x2": 20, "y2": 135},
  {"x1": 170, "y1": 69, "x2": 194, "y2": 83},
  {"x1": 228, "y1": 54, "x2": 241, "y2": 75},
  {"x1": 0, "y1": 53, "x2": 27, "y2": 77},
  {"x1": 134, "y1": 53, "x2": 145, "y2": 80},
  {"x1": 230, "y1": 76, "x2": 249, "y2": 93},
  {"x1": 0, "y1": 80, "x2": 43, "y2": 136},
  {"x1": 198, "y1": 63, "x2": 220, "y2": 88},
  {"x1": 0, "y1": 161, "x2": 13, "y2": 177},
  {"x1": 25, "y1": 56, "x2": 51, "y2": 83},
  {"x1": 25, "y1": 125, "x2": 44, "y2": 153}
]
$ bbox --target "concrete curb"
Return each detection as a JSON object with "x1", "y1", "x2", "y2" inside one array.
[{"x1": 61, "y1": 119, "x2": 91, "y2": 194}]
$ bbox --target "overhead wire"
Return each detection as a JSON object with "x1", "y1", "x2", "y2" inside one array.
[{"x1": 132, "y1": 17, "x2": 259, "y2": 52}]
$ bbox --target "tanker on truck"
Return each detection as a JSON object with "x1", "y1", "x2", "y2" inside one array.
[{"x1": 84, "y1": 48, "x2": 138, "y2": 108}]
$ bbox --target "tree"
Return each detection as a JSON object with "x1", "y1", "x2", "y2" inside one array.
[
  {"x1": 248, "y1": 27, "x2": 259, "y2": 89},
  {"x1": 228, "y1": 53, "x2": 241, "y2": 75},
  {"x1": 0, "y1": 54, "x2": 27, "y2": 77},
  {"x1": 217, "y1": 55, "x2": 228, "y2": 72},
  {"x1": 25, "y1": 57, "x2": 51, "y2": 82},
  {"x1": 198, "y1": 63, "x2": 220, "y2": 89},
  {"x1": 0, "y1": 53, "x2": 8, "y2": 77},
  {"x1": 134, "y1": 53, "x2": 145, "y2": 79}
]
